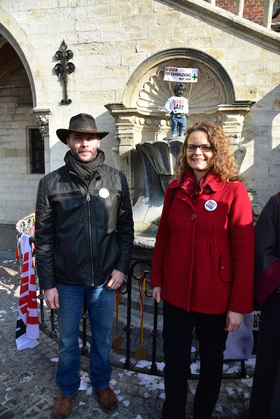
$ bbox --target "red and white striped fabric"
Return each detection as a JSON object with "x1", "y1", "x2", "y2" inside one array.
[{"x1": 16, "y1": 233, "x2": 39, "y2": 350}]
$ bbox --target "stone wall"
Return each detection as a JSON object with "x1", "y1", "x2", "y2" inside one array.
[
  {"x1": 0, "y1": 0, "x2": 280, "y2": 223},
  {"x1": 0, "y1": 64, "x2": 42, "y2": 222}
]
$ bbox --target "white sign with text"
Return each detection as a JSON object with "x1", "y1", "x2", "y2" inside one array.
[{"x1": 164, "y1": 67, "x2": 198, "y2": 83}]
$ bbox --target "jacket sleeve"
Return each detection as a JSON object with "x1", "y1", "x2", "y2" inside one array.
[
  {"x1": 150, "y1": 185, "x2": 174, "y2": 287},
  {"x1": 35, "y1": 177, "x2": 56, "y2": 290},
  {"x1": 114, "y1": 172, "x2": 134, "y2": 274},
  {"x1": 253, "y1": 194, "x2": 280, "y2": 309},
  {"x1": 227, "y1": 182, "x2": 255, "y2": 314},
  {"x1": 164, "y1": 97, "x2": 173, "y2": 114}
]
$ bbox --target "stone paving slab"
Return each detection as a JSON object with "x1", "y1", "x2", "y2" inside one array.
[{"x1": 0, "y1": 259, "x2": 254, "y2": 419}]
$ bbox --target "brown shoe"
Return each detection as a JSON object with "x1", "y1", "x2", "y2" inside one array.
[
  {"x1": 53, "y1": 395, "x2": 74, "y2": 419},
  {"x1": 96, "y1": 387, "x2": 118, "y2": 413}
]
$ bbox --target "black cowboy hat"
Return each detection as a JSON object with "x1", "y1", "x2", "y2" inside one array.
[{"x1": 56, "y1": 113, "x2": 109, "y2": 144}]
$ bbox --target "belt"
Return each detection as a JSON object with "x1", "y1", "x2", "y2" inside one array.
[{"x1": 172, "y1": 113, "x2": 187, "y2": 116}]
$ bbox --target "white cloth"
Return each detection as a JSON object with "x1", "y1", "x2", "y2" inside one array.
[
  {"x1": 223, "y1": 312, "x2": 260, "y2": 360},
  {"x1": 16, "y1": 234, "x2": 39, "y2": 350},
  {"x1": 164, "y1": 95, "x2": 189, "y2": 115}
]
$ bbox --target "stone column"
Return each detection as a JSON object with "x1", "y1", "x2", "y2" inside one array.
[{"x1": 105, "y1": 104, "x2": 136, "y2": 195}]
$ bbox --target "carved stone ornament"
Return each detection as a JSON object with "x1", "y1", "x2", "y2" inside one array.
[
  {"x1": 35, "y1": 115, "x2": 49, "y2": 135},
  {"x1": 136, "y1": 68, "x2": 223, "y2": 115}
]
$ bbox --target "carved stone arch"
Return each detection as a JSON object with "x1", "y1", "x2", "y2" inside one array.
[
  {"x1": 0, "y1": 7, "x2": 50, "y2": 116},
  {"x1": 123, "y1": 48, "x2": 235, "y2": 112},
  {"x1": 0, "y1": 8, "x2": 51, "y2": 174},
  {"x1": 106, "y1": 47, "x2": 254, "y2": 194}
]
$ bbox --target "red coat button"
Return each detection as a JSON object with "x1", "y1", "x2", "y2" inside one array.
[{"x1": 190, "y1": 213, "x2": 196, "y2": 220}]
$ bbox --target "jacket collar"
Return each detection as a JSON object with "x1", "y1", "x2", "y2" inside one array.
[{"x1": 168, "y1": 169, "x2": 225, "y2": 193}]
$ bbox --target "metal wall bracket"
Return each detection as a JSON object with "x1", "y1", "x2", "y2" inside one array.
[{"x1": 54, "y1": 40, "x2": 75, "y2": 105}]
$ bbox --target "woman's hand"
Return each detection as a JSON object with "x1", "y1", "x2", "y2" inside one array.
[
  {"x1": 152, "y1": 286, "x2": 162, "y2": 303},
  {"x1": 224, "y1": 310, "x2": 244, "y2": 332}
]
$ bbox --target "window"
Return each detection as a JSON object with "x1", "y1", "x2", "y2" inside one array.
[
  {"x1": 273, "y1": 1, "x2": 280, "y2": 19},
  {"x1": 29, "y1": 128, "x2": 45, "y2": 174}
]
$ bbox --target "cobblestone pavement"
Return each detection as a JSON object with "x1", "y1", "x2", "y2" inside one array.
[{"x1": 0, "y1": 258, "x2": 254, "y2": 419}]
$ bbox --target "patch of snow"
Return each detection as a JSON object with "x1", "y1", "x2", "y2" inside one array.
[
  {"x1": 79, "y1": 371, "x2": 91, "y2": 391},
  {"x1": 245, "y1": 358, "x2": 256, "y2": 367},
  {"x1": 215, "y1": 405, "x2": 223, "y2": 412},
  {"x1": 227, "y1": 365, "x2": 240, "y2": 374},
  {"x1": 135, "y1": 360, "x2": 149, "y2": 369},
  {"x1": 225, "y1": 386, "x2": 234, "y2": 395},
  {"x1": 136, "y1": 372, "x2": 164, "y2": 392},
  {"x1": 242, "y1": 377, "x2": 253, "y2": 386},
  {"x1": 190, "y1": 361, "x2": 200, "y2": 374},
  {"x1": 86, "y1": 386, "x2": 93, "y2": 395},
  {"x1": 124, "y1": 369, "x2": 134, "y2": 376}
]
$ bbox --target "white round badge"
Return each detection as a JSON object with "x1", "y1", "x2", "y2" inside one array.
[
  {"x1": 99, "y1": 188, "x2": 109, "y2": 199},
  {"x1": 204, "y1": 199, "x2": 217, "y2": 212}
]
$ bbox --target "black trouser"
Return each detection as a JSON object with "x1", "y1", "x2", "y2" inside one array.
[
  {"x1": 249, "y1": 291, "x2": 280, "y2": 419},
  {"x1": 162, "y1": 301, "x2": 227, "y2": 419}
]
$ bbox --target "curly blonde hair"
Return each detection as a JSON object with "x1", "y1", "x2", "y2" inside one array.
[{"x1": 173, "y1": 120, "x2": 241, "y2": 182}]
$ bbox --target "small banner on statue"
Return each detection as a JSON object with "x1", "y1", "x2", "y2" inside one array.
[{"x1": 164, "y1": 67, "x2": 198, "y2": 83}]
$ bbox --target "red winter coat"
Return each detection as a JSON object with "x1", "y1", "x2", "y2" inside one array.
[{"x1": 150, "y1": 171, "x2": 254, "y2": 314}]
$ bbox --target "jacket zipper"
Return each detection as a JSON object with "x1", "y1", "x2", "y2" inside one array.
[{"x1": 86, "y1": 191, "x2": 95, "y2": 285}]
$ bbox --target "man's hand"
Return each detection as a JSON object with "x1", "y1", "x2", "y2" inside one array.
[
  {"x1": 44, "y1": 287, "x2": 60, "y2": 310},
  {"x1": 152, "y1": 286, "x2": 162, "y2": 303},
  {"x1": 224, "y1": 310, "x2": 244, "y2": 332},
  {"x1": 106, "y1": 269, "x2": 124, "y2": 290}
]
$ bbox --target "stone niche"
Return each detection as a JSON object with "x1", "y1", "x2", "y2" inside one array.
[{"x1": 106, "y1": 48, "x2": 256, "y2": 240}]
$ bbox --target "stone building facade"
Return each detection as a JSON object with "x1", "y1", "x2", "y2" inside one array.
[{"x1": 0, "y1": 0, "x2": 280, "y2": 227}]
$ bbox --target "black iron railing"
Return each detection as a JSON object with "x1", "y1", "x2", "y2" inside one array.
[{"x1": 36, "y1": 257, "x2": 253, "y2": 380}]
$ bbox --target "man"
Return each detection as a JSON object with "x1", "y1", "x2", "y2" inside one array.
[
  {"x1": 164, "y1": 83, "x2": 188, "y2": 137},
  {"x1": 35, "y1": 113, "x2": 134, "y2": 419}
]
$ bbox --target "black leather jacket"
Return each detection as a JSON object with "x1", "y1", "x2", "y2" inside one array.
[{"x1": 35, "y1": 150, "x2": 134, "y2": 290}]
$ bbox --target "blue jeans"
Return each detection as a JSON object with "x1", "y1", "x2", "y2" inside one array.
[
  {"x1": 170, "y1": 114, "x2": 187, "y2": 136},
  {"x1": 56, "y1": 282, "x2": 115, "y2": 396}
]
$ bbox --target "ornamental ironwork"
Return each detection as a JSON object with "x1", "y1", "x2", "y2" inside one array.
[{"x1": 54, "y1": 40, "x2": 75, "y2": 105}]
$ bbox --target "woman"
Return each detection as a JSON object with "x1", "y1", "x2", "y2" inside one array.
[
  {"x1": 150, "y1": 121, "x2": 254, "y2": 419},
  {"x1": 249, "y1": 193, "x2": 280, "y2": 419}
]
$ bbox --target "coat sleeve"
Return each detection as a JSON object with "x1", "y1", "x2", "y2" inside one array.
[
  {"x1": 35, "y1": 177, "x2": 56, "y2": 290},
  {"x1": 114, "y1": 172, "x2": 134, "y2": 274},
  {"x1": 227, "y1": 182, "x2": 255, "y2": 314},
  {"x1": 253, "y1": 194, "x2": 280, "y2": 309},
  {"x1": 150, "y1": 185, "x2": 174, "y2": 287}
]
